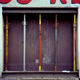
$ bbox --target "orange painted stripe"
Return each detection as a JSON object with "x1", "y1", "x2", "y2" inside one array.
[
  {"x1": 39, "y1": 24, "x2": 41, "y2": 70},
  {"x1": 73, "y1": 28, "x2": 76, "y2": 71},
  {"x1": 55, "y1": 14, "x2": 57, "y2": 28}
]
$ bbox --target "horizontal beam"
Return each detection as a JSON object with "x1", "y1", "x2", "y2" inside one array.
[
  {"x1": 2, "y1": 71, "x2": 78, "y2": 74},
  {"x1": 3, "y1": 8, "x2": 77, "y2": 13},
  {"x1": 2, "y1": 71, "x2": 79, "y2": 78}
]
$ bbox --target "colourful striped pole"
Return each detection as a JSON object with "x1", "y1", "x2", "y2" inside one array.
[
  {"x1": 5, "y1": 14, "x2": 9, "y2": 71},
  {"x1": 39, "y1": 13, "x2": 41, "y2": 71},
  {"x1": 73, "y1": 14, "x2": 76, "y2": 71},
  {"x1": 55, "y1": 14, "x2": 57, "y2": 71}
]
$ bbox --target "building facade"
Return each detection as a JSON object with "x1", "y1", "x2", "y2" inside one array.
[{"x1": 0, "y1": 0, "x2": 80, "y2": 79}]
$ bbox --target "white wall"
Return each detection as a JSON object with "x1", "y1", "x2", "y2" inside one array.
[
  {"x1": 1, "y1": 0, "x2": 80, "y2": 8},
  {"x1": 77, "y1": 7, "x2": 80, "y2": 78},
  {"x1": 0, "y1": 6, "x2": 3, "y2": 77}
]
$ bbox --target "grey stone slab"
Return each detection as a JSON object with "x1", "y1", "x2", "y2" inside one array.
[{"x1": 0, "y1": 77, "x2": 79, "y2": 80}]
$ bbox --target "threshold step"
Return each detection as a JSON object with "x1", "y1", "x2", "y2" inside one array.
[
  {"x1": 2, "y1": 71, "x2": 78, "y2": 78},
  {"x1": 2, "y1": 71, "x2": 78, "y2": 74},
  {"x1": 2, "y1": 77, "x2": 79, "y2": 80}
]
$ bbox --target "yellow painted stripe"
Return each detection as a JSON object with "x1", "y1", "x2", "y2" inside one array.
[
  {"x1": 73, "y1": 61, "x2": 75, "y2": 71},
  {"x1": 55, "y1": 66, "x2": 57, "y2": 71},
  {"x1": 39, "y1": 66, "x2": 41, "y2": 71},
  {"x1": 5, "y1": 15, "x2": 9, "y2": 71},
  {"x1": 74, "y1": 14, "x2": 76, "y2": 24},
  {"x1": 73, "y1": 14, "x2": 76, "y2": 71},
  {"x1": 39, "y1": 13, "x2": 41, "y2": 24}
]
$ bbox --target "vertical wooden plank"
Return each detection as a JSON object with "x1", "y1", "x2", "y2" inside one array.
[
  {"x1": 5, "y1": 14, "x2": 9, "y2": 71},
  {"x1": 8, "y1": 14, "x2": 23, "y2": 71},
  {"x1": 41, "y1": 14, "x2": 55, "y2": 71},
  {"x1": 57, "y1": 14, "x2": 73, "y2": 71},
  {"x1": 73, "y1": 14, "x2": 76, "y2": 71},
  {"x1": 54, "y1": 14, "x2": 57, "y2": 71},
  {"x1": 39, "y1": 13, "x2": 41, "y2": 71},
  {"x1": 26, "y1": 14, "x2": 39, "y2": 71}
]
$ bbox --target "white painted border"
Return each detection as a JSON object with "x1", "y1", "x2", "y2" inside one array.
[
  {"x1": 1, "y1": 0, "x2": 80, "y2": 8},
  {"x1": 0, "y1": 6, "x2": 4, "y2": 77}
]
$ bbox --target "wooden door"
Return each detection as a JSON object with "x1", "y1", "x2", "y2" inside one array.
[{"x1": 41, "y1": 14, "x2": 55, "y2": 71}]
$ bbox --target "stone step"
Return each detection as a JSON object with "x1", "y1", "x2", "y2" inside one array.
[
  {"x1": 0, "y1": 77, "x2": 79, "y2": 80},
  {"x1": 2, "y1": 71, "x2": 78, "y2": 78},
  {"x1": 2, "y1": 71, "x2": 79, "y2": 80}
]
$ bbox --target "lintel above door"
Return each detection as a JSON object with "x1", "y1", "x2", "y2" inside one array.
[{"x1": 3, "y1": 8, "x2": 77, "y2": 13}]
